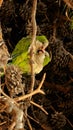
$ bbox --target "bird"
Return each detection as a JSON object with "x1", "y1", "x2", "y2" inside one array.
[{"x1": 11, "y1": 35, "x2": 51, "y2": 74}]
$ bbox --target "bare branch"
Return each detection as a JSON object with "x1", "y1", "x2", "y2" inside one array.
[
  {"x1": 30, "y1": 101, "x2": 48, "y2": 115},
  {"x1": 29, "y1": 0, "x2": 37, "y2": 94},
  {"x1": 14, "y1": 73, "x2": 46, "y2": 102}
]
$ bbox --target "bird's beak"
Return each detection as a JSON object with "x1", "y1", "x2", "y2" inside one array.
[{"x1": 40, "y1": 47, "x2": 49, "y2": 57}]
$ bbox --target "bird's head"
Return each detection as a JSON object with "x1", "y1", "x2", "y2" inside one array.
[{"x1": 32, "y1": 38, "x2": 50, "y2": 74}]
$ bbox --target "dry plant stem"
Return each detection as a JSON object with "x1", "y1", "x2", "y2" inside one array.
[
  {"x1": 0, "y1": 77, "x2": 1, "y2": 96},
  {"x1": 26, "y1": 118, "x2": 33, "y2": 130},
  {"x1": 30, "y1": 101, "x2": 48, "y2": 115},
  {"x1": 8, "y1": 122, "x2": 16, "y2": 130},
  {"x1": 50, "y1": 105, "x2": 56, "y2": 113},
  {"x1": 66, "y1": 117, "x2": 73, "y2": 128},
  {"x1": 28, "y1": 114, "x2": 40, "y2": 124},
  {"x1": 0, "y1": 121, "x2": 6, "y2": 126},
  {"x1": 31, "y1": 0, "x2": 37, "y2": 41},
  {"x1": 14, "y1": 73, "x2": 46, "y2": 102},
  {"x1": 63, "y1": 0, "x2": 73, "y2": 9},
  {"x1": 29, "y1": 0, "x2": 37, "y2": 93},
  {"x1": 0, "y1": 88, "x2": 18, "y2": 106},
  {"x1": 65, "y1": 7, "x2": 73, "y2": 22},
  {"x1": 0, "y1": 103, "x2": 8, "y2": 112}
]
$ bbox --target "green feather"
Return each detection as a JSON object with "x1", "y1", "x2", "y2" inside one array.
[
  {"x1": 36, "y1": 35, "x2": 48, "y2": 44},
  {"x1": 11, "y1": 35, "x2": 51, "y2": 74},
  {"x1": 43, "y1": 54, "x2": 51, "y2": 66}
]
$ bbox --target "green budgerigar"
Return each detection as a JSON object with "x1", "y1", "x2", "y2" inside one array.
[{"x1": 11, "y1": 35, "x2": 51, "y2": 74}]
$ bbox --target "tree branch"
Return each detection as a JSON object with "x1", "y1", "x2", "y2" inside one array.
[{"x1": 14, "y1": 73, "x2": 46, "y2": 102}]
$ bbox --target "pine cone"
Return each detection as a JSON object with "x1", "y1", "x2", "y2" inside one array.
[
  {"x1": 0, "y1": 0, "x2": 32, "y2": 52},
  {"x1": 50, "y1": 112, "x2": 66, "y2": 130},
  {"x1": 45, "y1": 37, "x2": 73, "y2": 84},
  {"x1": 49, "y1": 38, "x2": 71, "y2": 70},
  {"x1": 5, "y1": 65, "x2": 24, "y2": 97}
]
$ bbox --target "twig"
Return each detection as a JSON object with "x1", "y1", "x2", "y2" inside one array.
[
  {"x1": 28, "y1": 115, "x2": 52, "y2": 130},
  {"x1": 0, "y1": 121, "x2": 6, "y2": 126},
  {"x1": 66, "y1": 117, "x2": 73, "y2": 128},
  {"x1": 26, "y1": 118, "x2": 33, "y2": 130},
  {"x1": 50, "y1": 105, "x2": 56, "y2": 113},
  {"x1": 63, "y1": 0, "x2": 73, "y2": 9},
  {"x1": 31, "y1": 0, "x2": 37, "y2": 46},
  {"x1": 0, "y1": 77, "x2": 1, "y2": 96},
  {"x1": 28, "y1": 114, "x2": 40, "y2": 124},
  {"x1": 14, "y1": 73, "x2": 46, "y2": 102},
  {"x1": 0, "y1": 88, "x2": 18, "y2": 106},
  {"x1": 65, "y1": 7, "x2": 73, "y2": 22},
  {"x1": 30, "y1": 100, "x2": 48, "y2": 115},
  {"x1": 29, "y1": 0, "x2": 37, "y2": 94},
  {"x1": 8, "y1": 122, "x2": 16, "y2": 130}
]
